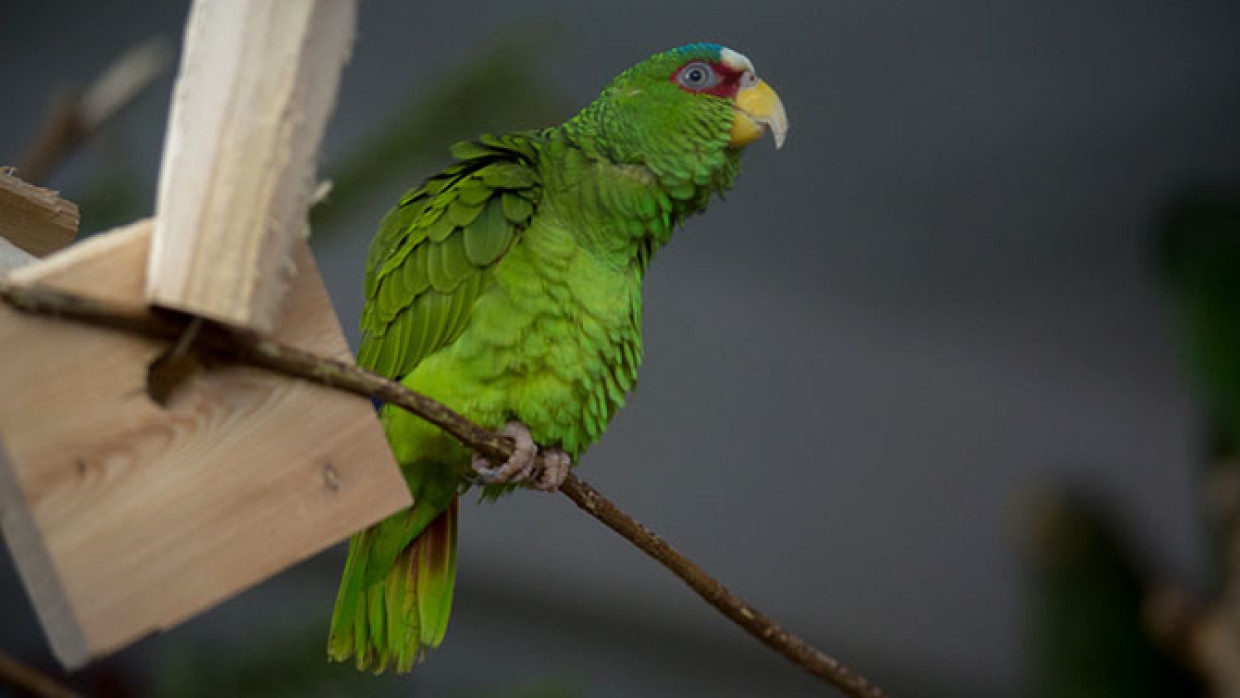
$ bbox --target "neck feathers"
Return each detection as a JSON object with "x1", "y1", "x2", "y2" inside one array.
[{"x1": 552, "y1": 107, "x2": 743, "y2": 260}]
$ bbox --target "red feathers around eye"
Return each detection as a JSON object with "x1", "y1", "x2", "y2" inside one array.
[{"x1": 671, "y1": 60, "x2": 745, "y2": 98}]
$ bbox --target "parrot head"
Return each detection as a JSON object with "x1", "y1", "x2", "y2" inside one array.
[
  {"x1": 578, "y1": 44, "x2": 788, "y2": 181},
  {"x1": 655, "y1": 43, "x2": 788, "y2": 150}
]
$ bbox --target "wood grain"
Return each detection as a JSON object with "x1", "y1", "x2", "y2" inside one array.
[
  {"x1": 0, "y1": 221, "x2": 408, "y2": 667},
  {"x1": 0, "y1": 172, "x2": 79, "y2": 257},
  {"x1": 146, "y1": 0, "x2": 356, "y2": 331}
]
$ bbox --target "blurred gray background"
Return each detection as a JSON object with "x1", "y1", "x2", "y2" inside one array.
[{"x1": 3, "y1": 1, "x2": 1240, "y2": 696}]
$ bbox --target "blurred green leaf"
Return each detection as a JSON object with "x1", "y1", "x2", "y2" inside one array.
[
  {"x1": 73, "y1": 169, "x2": 147, "y2": 235},
  {"x1": 1159, "y1": 192, "x2": 1240, "y2": 449},
  {"x1": 1027, "y1": 491, "x2": 1201, "y2": 698},
  {"x1": 313, "y1": 33, "x2": 566, "y2": 232},
  {"x1": 154, "y1": 625, "x2": 396, "y2": 698},
  {"x1": 60, "y1": 130, "x2": 151, "y2": 237},
  {"x1": 153, "y1": 624, "x2": 581, "y2": 698},
  {"x1": 450, "y1": 680, "x2": 581, "y2": 698}
]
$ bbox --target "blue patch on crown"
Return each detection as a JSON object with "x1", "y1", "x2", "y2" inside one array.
[{"x1": 672, "y1": 43, "x2": 724, "y2": 59}]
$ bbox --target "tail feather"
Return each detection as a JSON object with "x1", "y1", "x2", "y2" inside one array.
[
  {"x1": 328, "y1": 497, "x2": 459, "y2": 672},
  {"x1": 417, "y1": 496, "x2": 457, "y2": 647}
]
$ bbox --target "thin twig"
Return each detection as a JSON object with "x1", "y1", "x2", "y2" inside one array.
[
  {"x1": 0, "y1": 650, "x2": 80, "y2": 698},
  {"x1": 1146, "y1": 448, "x2": 1240, "y2": 697},
  {"x1": 16, "y1": 38, "x2": 172, "y2": 184},
  {"x1": 558, "y1": 478, "x2": 885, "y2": 696},
  {"x1": 0, "y1": 279, "x2": 887, "y2": 698}
]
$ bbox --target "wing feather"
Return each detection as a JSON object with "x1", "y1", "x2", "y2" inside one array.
[{"x1": 359, "y1": 134, "x2": 542, "y2": 379}]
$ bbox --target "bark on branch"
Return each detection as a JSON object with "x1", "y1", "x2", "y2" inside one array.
[
  {"x1": 0, "y1": 650, "x2": 79, "y2": 698},
  {"x1": 0, "y1": 279, "x2": 886, "y2": 698},
  {"x1": 17, "y1": 38, "x2": 172, "y2": 185}
]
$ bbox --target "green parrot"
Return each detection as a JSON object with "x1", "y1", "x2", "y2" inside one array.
[{"x1": 327, "y1": 43, "x2": 788, "y2": 672}]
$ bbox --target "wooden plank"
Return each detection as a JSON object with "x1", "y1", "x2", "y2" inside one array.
[
  {"x1": 0, "y1": 172, "x2": 79, "y2": 257},
  {"x1": 0, "y1": 221, "x2": 408, "y2": 667},
  {"x1": 0, "y1": 447, "x2": 87, "y2": 668},
  {"x1": 147, "y1": 0, "x2": 356, "y2": 331}
]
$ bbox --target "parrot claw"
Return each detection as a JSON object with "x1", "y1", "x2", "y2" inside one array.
[
  {"x1": 532, "y1": 449, "x2": 571, "y2": 492},
  {"x1": 471, "y1": 421, "x2": 571, "y2": 491},
  {"x1": 472, "y1": 422, "x2": 536, "y2": 484}
]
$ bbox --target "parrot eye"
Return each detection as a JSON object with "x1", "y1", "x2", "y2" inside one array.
[{"x1": 676, "y1": 61, "x2": 719, "y2": 91}]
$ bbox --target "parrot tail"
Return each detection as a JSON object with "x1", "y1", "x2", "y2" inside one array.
[{"x1": 327, "y1": 496, "x2": 459, "y2": 673}]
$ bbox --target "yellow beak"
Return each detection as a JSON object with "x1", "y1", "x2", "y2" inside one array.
[{"x1": 730, "y1": 79, "x2": 788, "y2": 149}]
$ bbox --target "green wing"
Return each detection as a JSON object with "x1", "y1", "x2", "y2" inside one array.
[{"x1": 359, "y1": 133, "x2": 542, "y2": 379}]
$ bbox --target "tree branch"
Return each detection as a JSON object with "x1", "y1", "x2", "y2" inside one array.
[
  {"x1": 0, "y1": 279, "x2": 886, "y2": 698},
  {"x1": 1146, "y1": 445, "x2": 1240, "y2": 697},
  {"x1": 16, "y1": 38, "x2": 172, "y2": 184},
  {"x1": 0, "y1": 650, "x2": 79, "y2": 698},
  {"x1": 558, "y1": 478, "x2": 883, "y2": 696}
]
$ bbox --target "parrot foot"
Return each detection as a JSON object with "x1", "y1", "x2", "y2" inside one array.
[
  {"x1": 532, "y1": 449, "x2": 571, "y2": 492},
  {"x1": 472, "y1": 422, "x2": 536, "y2": 484},
  {"x1": 472, "y1": 421, "x2": 572, "y2": 491}
]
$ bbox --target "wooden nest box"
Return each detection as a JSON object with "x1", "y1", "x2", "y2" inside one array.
[{"x1": 0, "y1": 0, "x2": 409, "y2": 668}]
